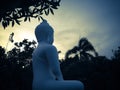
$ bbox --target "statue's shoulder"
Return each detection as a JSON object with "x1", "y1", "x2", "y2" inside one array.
[{"x1": 45, "y1": 44, "x2": 57, "y2": 52}]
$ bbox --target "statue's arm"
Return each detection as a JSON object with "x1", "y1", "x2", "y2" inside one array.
[{"x1": 46, "y1": 45, "x2": 63, "y2": 81}]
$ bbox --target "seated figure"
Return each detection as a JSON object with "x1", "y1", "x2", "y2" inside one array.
[{"x1": 32, "y1": 19, "x2": 84, "y2": 90}]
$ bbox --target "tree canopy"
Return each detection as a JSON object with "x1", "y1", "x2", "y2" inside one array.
[
  {"x1": 0, "y1": 0, "x2": 61, "y2": 29},
  {"x1": 65, "y1": 37, "x2": 98, "y2": 61}
]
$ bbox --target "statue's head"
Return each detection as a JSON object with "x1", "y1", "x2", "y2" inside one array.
[{"x1": 35, "y1": 20, "x2": 54, "y2": 44}]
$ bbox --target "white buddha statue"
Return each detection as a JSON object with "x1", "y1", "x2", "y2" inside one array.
[{"x1": 32, "y1": 19, "x2": 84, "y2": 90}]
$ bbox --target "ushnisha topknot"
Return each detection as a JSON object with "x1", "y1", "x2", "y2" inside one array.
[{"x1": 35, "y1": 19, "x2": 54, "y2": 42}]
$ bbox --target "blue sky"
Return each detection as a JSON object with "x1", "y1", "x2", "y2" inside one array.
[{"x1": 0, "y1": 0, "x2": 120, "y2": 59}]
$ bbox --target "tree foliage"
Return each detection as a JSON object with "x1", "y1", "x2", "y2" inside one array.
[
  {"x1": 0, "y1": 0, "x2": 61, "y2": 29},
  {"x1": 0, "y1": 38, "x2": 36, "y2": 90},
  {"x1": 0, "y1": 36, "x2": 120, "y2": 90},
  {"x1": 65, "y1": 37, "x2": 98, "y2": 61},
  {"x1": 0, "y1": 46, "x2": 7, "y2": 66},
  {"x1": 7, "y1": 39, "x2": 36, "y2": 67}
]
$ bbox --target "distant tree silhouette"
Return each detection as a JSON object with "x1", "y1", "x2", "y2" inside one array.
[
  {"x1": 61, "y1": 54, "x2": 113, "y2": 90},
  {"x1": 111, "y1": 46, "x2": 120, "y2": 61},
  {"x1": 7, "y1": 39, "x2": 36, "y2": 67},
  {"x1": 111, "y1": 46, "x2": 120, "y2": 90},
  {"x1": 0, "y1": 38, "x2": 36, "y2": 90},
  {"x1": 0, "y1": 0, "x2": 61, "y2": 28},
  {"x1": 65, "y1": 37, "x2": 98, "y2": 61},
  {"x1": 0, "y1": 36, "x2": 120, "y2": 90},
  {"x1": 0, "y1": 46, "x2": 7, "y2": 66},
  {"x1": 60, "y1": 38, "x2": 119, "y2": 90}
]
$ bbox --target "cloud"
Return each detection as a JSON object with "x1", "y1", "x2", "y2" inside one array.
[
  {"x1": 86, "y1": 25, "x2": 120, "y2": 58},
  {"x1": 54, "y1": 29, "x2": 80, "y2": 59}
]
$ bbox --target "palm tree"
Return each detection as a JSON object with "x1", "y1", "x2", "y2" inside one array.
[
  {"x1": 65, "y1": 37, "x2": 98, "y2": 61},
  {"x1": 65, "y1": 46, "x2": 78, "y2": 59}
]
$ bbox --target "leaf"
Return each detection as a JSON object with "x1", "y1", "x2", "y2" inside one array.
[
  {"x1": 0, "y1": 17, "x2": 2, "y2": 22},
  {"x1": 51, "y1": 6, "x2": 58, "y2": 9},
  {"x1": 7, "y1": 21, "x2": 9, "y2": 26},
  {"x1": 29, "y1": 17, "x2": 31, "y2": 22},
  {"x1": 38, "y1": 17, "x2": 40, "y2": 21},
  {"x1": 43, "y1": 5, "x2": 49, "y2": 10},
  {"x1": 32, "y1": 40, "x2": 37, "y2": 45},
  {"x1": 50, "y1": 8, "x2": 54, "y2": 15},
  {"x1": 47, "y1": 9, "x2": 49, "y2": 15},
  {"x1": 56, "y1": 0, "x2": 61, "y2": 6},
  {"x1": 23, "y1": 39, "x2": 28, "y2": 43},
  {"x1": 44, "y1": 10, "x2": 48, "y2": 15},
  {"x1": 24, "y1": 17, "x2": 27, "y2": 22},
  {"x1": 6, "y1": 17, "x2": 12, "y2": 21},
  {"x1": 14, "y1": 42, "x2": 19, "y2": 47},
  {"x1": 28, "y1": 42, "x2": 32, "y2": 46},
  {"x1": 40, "y1": 16, "x2": 44, "y2": 20},
  {"x1": 40, "y1": 12, "x2": 43, "y2": 15},
  {"x1": 9, "y1": 32, "x2": 14, "y2": 42},
  {"x1": 33, "y1": 8, "x2": 37, "y2": 13},
  {"x1": 58, "y1": 0, "x2": 61, "y2": 3},
  {"x1": 58, "y1": 51, "x2": 61, "y2": 54},
  {"x1": 2, "y1": 21, "x2": 6, "y2": 29},
  {"x1": 33, "y1": 15, "x2": 38, "y2": 18},
  {"x1": 19, "y1": 42, "x2": 23, "y2": 47},
  {"x1": 15, "y1": 19, "x2": 20, "y2": 25},
  {"x1": 12, "y1": 20, "x2": 15, "y2": 27},
  {"x1": 11, "y1": 40, "x2": 14, "y2": 43}
]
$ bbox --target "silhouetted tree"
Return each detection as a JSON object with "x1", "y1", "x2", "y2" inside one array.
[
  {"x1": 111, "y1": 46, "x2": 120, "y2": 61},
  {"x1": 0, "y1": 39, "x2": 37, "y2": 90},
  {"x1": 1, "y1": 35, "x2": 120, "y2": 90},
  {"x1": 111, "y1": 46, "x2": 120, "y2": 90},
  {"x1": 61, "y1": 55, "x2": 113, "y2": 90},
  {"x1": 65, "y1": 37, "x2": 98, "y2": 61},
  {"x1": 60, "y1": 38, "x2": 119, "y2": 90},
  {"x1": 0, "y1": 46, "x2": 7, "y2": 66},
  {"x1": 7, "y1": 39, "x2": 36, "y2": 67},
  {"x1": 0, "y1": 0, "x2": 61, "y2": 28}
]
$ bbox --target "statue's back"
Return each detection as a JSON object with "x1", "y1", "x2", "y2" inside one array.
[
  {"x1": 32, "y1": 45, "x2": 55, "y2": 89},
  {"x1": 32, "y1": 44, "x2": 84, "y2": 90}
]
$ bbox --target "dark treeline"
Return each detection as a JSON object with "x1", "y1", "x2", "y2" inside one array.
[{"x1": 0, "y1": 37, "x2": 120, "y2": 90}]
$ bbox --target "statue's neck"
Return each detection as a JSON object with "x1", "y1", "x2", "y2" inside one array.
[{"x1": 38, "y1": 41, "x2": 52, "y2": 45}]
